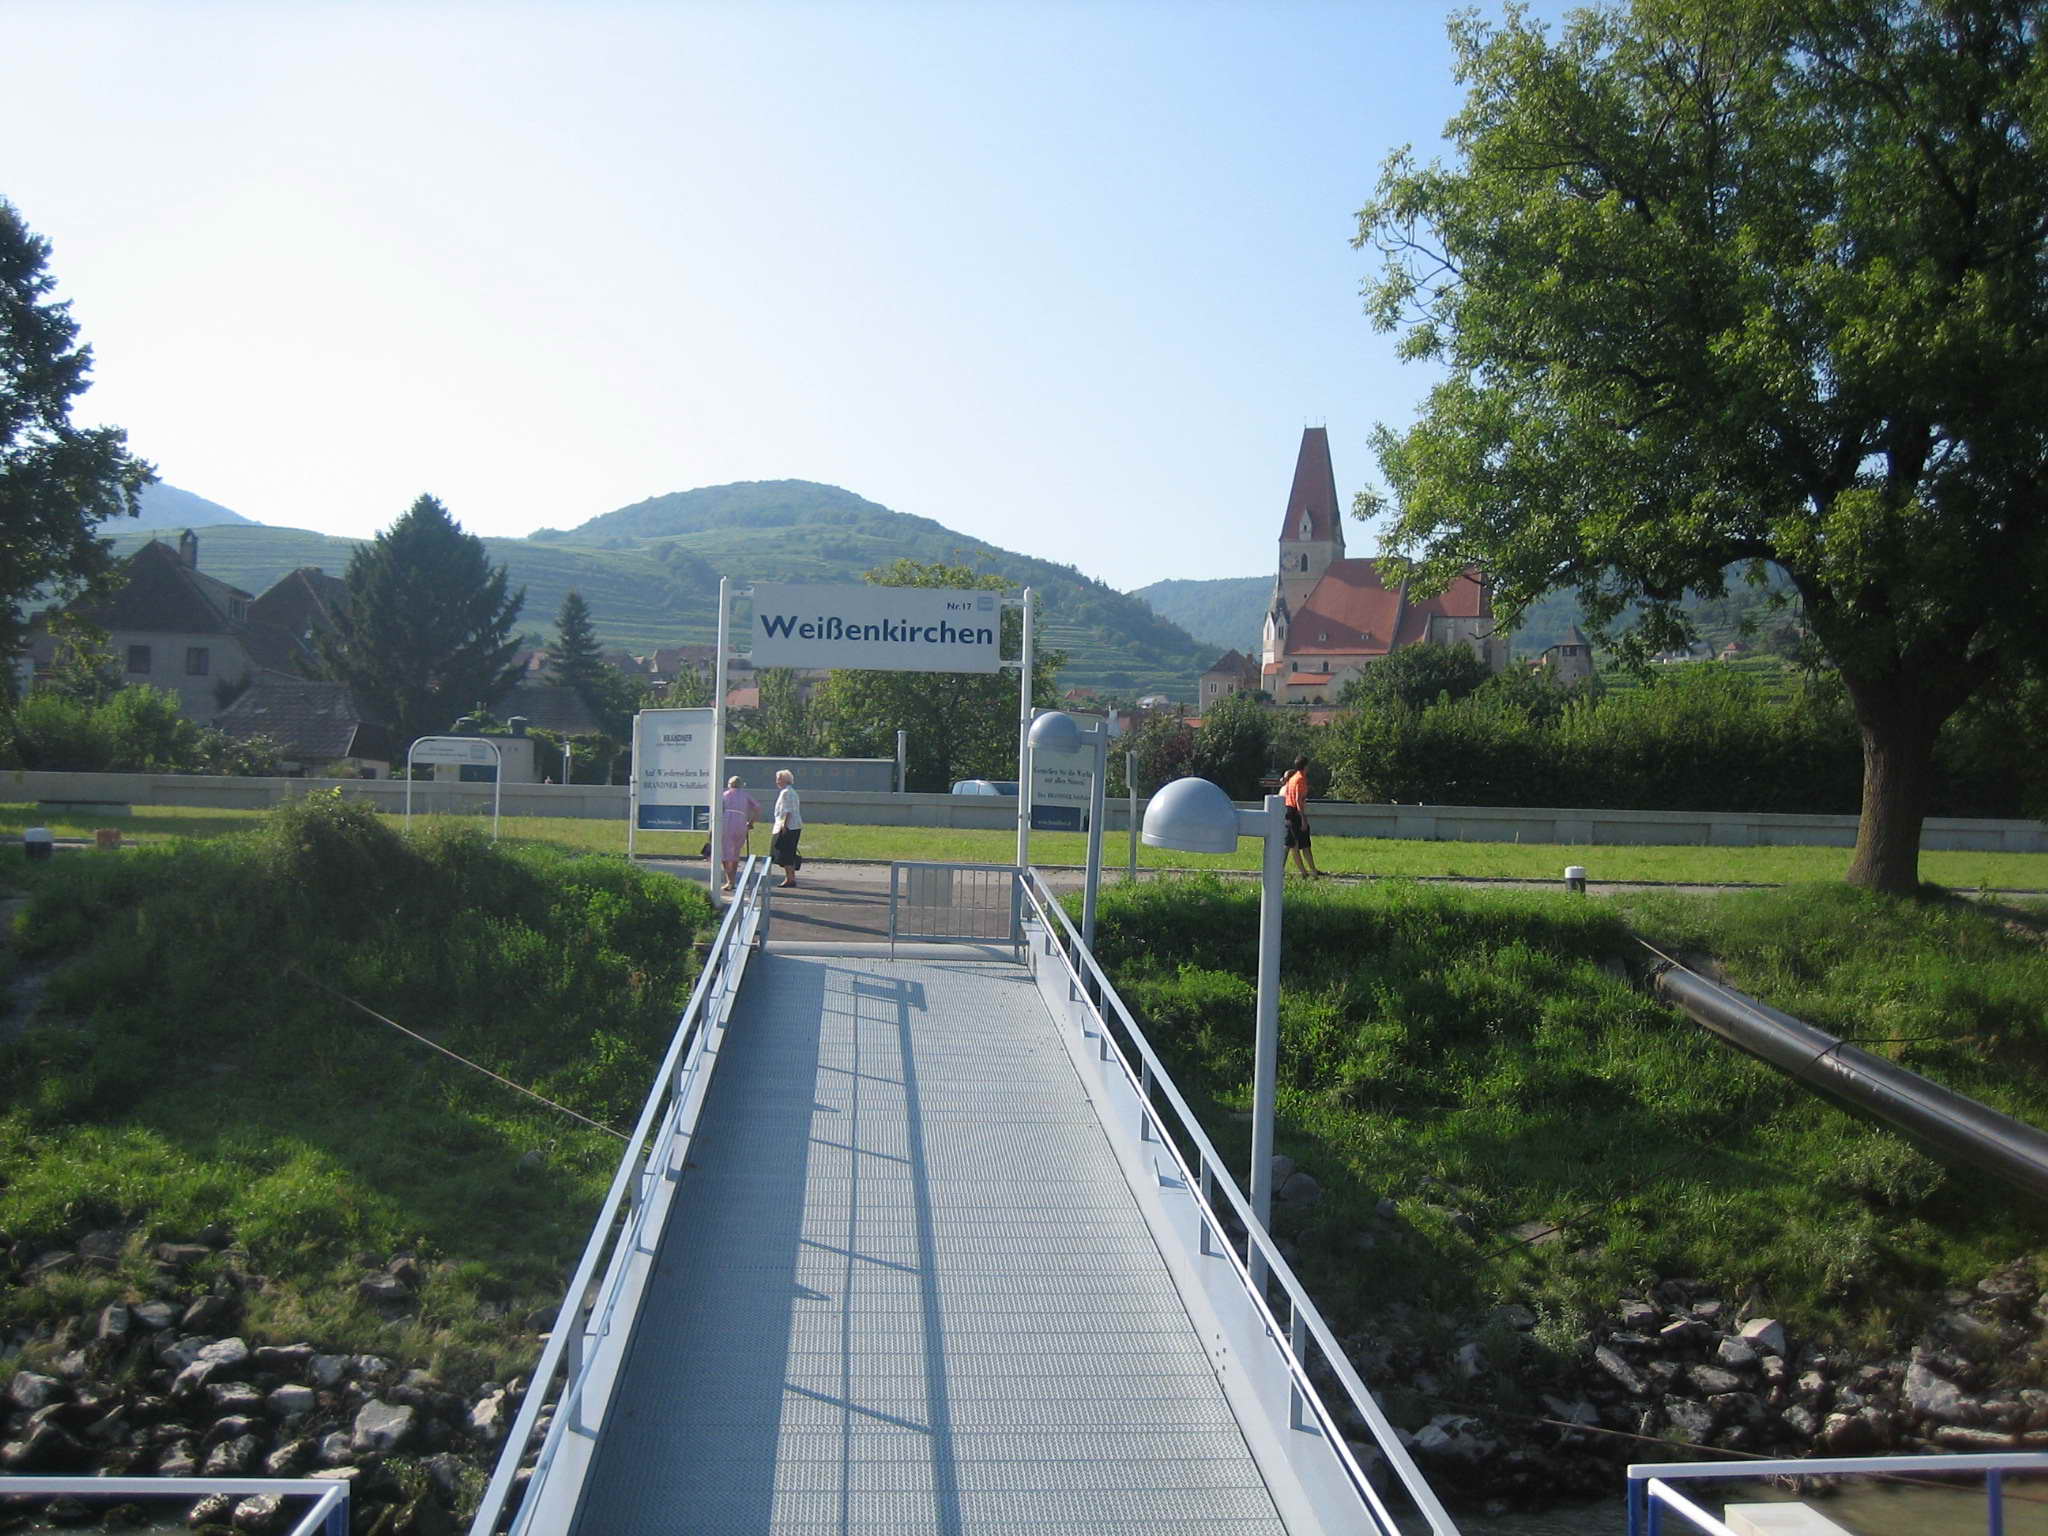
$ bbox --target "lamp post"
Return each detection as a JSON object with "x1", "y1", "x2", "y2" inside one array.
[
  {"x1": 1026, "y1": 710, "x2": 1109, "y2": 949},
  {"x1": 1141, "y1": 776, "x2": 1287, "y2": 1273}
]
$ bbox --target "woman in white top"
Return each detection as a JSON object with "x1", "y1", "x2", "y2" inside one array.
[{"x1": 770, "y1": 770, "x2": 803, "y2": 888}]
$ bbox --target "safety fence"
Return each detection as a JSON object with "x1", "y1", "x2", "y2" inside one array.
[
  {"x1": 1627, "y1": 1452, "x2": 2048, "y2": 1535},
  {"x1": 886, "y1": 859, "x2": 1023, "y2": 953}
]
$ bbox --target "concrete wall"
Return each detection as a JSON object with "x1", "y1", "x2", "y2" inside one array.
[{"x1": 5, "y1": 770, "x2": 2043, "y2": 853}]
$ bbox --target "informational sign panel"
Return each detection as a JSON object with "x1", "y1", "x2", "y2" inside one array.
[
  {"x1": 1030, "y1": 712, "x2": 1102, "y2": 832},
  {"x1": 751, "y1": 582, "x2": 1002, "y2": 673},
  {"x1": 633, "y1": 708, "x2": 715, "y2": 832},
  {"x1": 409, "y1": 737, "x2": 500, "y2": 765}
]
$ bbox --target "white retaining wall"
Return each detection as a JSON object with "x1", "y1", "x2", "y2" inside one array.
[{"x1": 7, "y1": 770, "x2": 2044, "y2": 853}]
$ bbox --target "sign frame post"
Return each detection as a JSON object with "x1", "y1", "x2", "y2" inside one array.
[{"x1": 404, "y1": 736, "x2": 503, "y2": 841}]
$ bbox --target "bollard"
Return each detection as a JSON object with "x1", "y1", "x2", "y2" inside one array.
[
  {"x1": 1564, "y1": 864, "x2": 1587, "y2": 894},
  {"x1": 94, "y1": 827, "x2": 122, "y2": 851},
  {"x1": 23, "y1": 827, "x2": 53, "y2": 863}
]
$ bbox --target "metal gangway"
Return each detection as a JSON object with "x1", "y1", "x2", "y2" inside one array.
[{"x1": 469, "y1": 858, "x2": 1459, "y2": 1535}]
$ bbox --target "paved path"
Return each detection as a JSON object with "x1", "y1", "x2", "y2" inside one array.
[{"x1": 568, "y1": 950, "x2": 1285, "y2": 1535}]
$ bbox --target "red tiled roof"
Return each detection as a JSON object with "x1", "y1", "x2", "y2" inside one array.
[
  {"x1": 1283, "y1": 559, "x2": 1490, "y2": 658},
  {"x1": 1277, "y1": 427, "x2": 1345, "y2": 547}
]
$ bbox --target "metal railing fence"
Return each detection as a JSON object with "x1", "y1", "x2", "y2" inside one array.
[
  {"x1": 1627, "y1": 1452, "x2": 2048, "y2": 1536},
  {"x1": 887, "y1": 860, "x2": 1023, "y2": 954},
  {"x1": 0, "y1": 1477, "x2": 346, "y2": 1534},
  {"x1": 466, "y1": 856, "x2": 774, "y2": 1536},
  {"x1": 1016, "y1": 867, "x2": 1460, "y2": 1536}
]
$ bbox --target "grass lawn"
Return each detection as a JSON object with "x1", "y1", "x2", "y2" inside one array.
[{"x1": 2, "y1": 800, "x2": 2043, "y2": 890}]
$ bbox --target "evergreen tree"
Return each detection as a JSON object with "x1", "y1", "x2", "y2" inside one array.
[
  {"x1": 547, "y1": 590, "x2": 606, "y2": 701},
  {"x1": 316, "y1": 495, "x2": 525, "y2": 747},
  {"x1": 0, "y1": 200, "x2": 154, "y2": 684}
]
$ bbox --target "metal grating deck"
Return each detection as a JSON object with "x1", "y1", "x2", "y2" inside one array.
[{"x1": 567, "y1": 951, "x2": 1287, "y2": 1535}]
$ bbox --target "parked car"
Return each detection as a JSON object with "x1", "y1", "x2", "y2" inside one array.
[{"x1": 950, "y1": 779, "x2": 1020, "y2": 796}]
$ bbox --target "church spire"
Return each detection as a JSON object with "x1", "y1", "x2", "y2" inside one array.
[{"x1": 1277, "y1": 426, "x2": 1344, "y2": 549}]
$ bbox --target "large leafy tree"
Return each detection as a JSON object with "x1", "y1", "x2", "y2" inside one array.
[
  {"x1": 0, "y1": 200, "x2": 154, "y2": 680},
  {"x1": 1357, "y1": 0, "x2": 2048, "y2": 892},
  {"x1": 814, "y1": 559, "x2": 1063, "y2": 791},
  {"x1": 316, "y1": 494, "x2": 525, "y2": 747}
]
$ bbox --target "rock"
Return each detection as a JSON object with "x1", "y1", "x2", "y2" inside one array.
[
  {"x1": 1686, "y1": 1364, "x2": 1745, "y2": 1397},
  {"x1": 207, "y1": 1383, "x2": 265, "y2": 1416},
  {"x1": 1454, "y1": 1341, "x2": 1485, "y2": 1380},
  {"x1": 1691, "y1": 1298, "x2": 1726, "y2": 1323},
  {"x1": 173, "y1": 1338, "x2": 250, "y2": 1396},
  {"x1": 97, "y1": 1303, "x2": 132, "y2": 1344},
  {"x1": 1412, "y1": 1413, "x2": 1498, "y2": 1464},
  {"x1": 41, "y1": 1495, "x2": 93, "y2": 1526},
  {"x1": 1818, "y1": 1409, "x2": 1885, "y2": 1455},
  {"x1": 1904, "y1": 1359, "x2": 1973, "y2": 1426},
  {"x1": 154, "y1": 1242, "x2": 212, "y2": 1270},
  {"x1": 309, "y1": 1354, "x2": 350, "y2": 1388},
  {"x1": 351, "y1": 1354, "x2": 393, "y2": 1381},
  {"x1": 1781, "y1": 1403, "x2": 1821, "y2": 1438},
  {"x1": 317, "y1": 1431, "x2": 354, "y2": 1467},
  {"x1": 203, "y1": 1434, "x2": 261, "y2": 1476},
  {"x1": 358, "y1": 1273, "x2": 413, "y2": 1310},
  {"x1": 1618, "y1": 1299, "x2": 1660, "y2": 1331},
  {"x1": 1508, "y1": 1220, "x2": 1564, "y2": 1248},
  {"x1": 395, "y1": 1494, "x2": 457, "y2": 1536},
  {"x1": 1659, "y1": 1319, "x2": 1710, "y2": 1348},
  {"x1": 1663, "y1": 1395, "x2": 1716, "y2": 1444},
  {"x1": 154, "y1": 1439, "x2": 199, "y2": 1476},
  {"x1": 251, "y1": 1344, "x2": 315, "y2": 1375},
  {"x1": 7, "y1": 1371, "x2": 63, "y2": 1410},
  {"x1": 2, "y1": 1420, "x2": 87, "y2": 1471},
  {"x1": 131, "y1": 1301, "x2": 179, "y2": 1332},
  {"x1": 1709, "y1": 1390, "x2": 1767, "y2": 1429},
  {"x1": 352, "y1": 1399, "x2": 416, "y2": 1456},
  {"x1": 85, "y1": 1403, "x2": 129, "y2": 1442},
  {"x1": 187, "y1": 1492, "x2": 236, "y2": 1525},
  {"x1": 1374, "y1": 1196, "x2": 1400, "y2": 1220},
  {"x1": 1593, "y1": 1345, "x2": 1650, "y2": 1397},
  {"x1": 1934, "y1": 1424, "x2": 2015, "y2": 1450},
  {"x1": 182, "y1": 1294, "x2": 235, "y2": 1332},
  {"x1": 1276, "y1": 1170, "x2": 1322, "y2": 1206},
  {"x1": 1268, "y1": 1154, "x2": 1296, "y2": 1185},
  {"x1": 1493, "y1": 1303, "x2": 1537, "y2": 1332},
  {"x1": 468, "y1": 1390, "x2": 514, "y2": 1445},
  {"x1": 1716, "y1": 1336, "x2": 1759, "y2": 1370},
  {"x1": 422, "y1": 1451, "x2": 468, "y2": 1503},
  {"x1": 231, "y1": 1494, "x2": 288, "y2": 1533},
  {"x1": 268, "y1": 1384, "x2": 316, "y2": 1419},
  {"x1": 1738, "y1": 1318, "x2": 1787, "y2": 1356},
  {"x1": 264, "y1": 1438, "x2": 315, "y2": 1475}
]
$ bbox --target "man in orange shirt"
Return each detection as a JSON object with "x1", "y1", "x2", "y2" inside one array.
[{"x1": 1280, "y1": 755, "x2": 1327, "y2": 878}]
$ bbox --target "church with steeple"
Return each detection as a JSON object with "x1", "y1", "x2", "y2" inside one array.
[{"x1": 1253, "y1": 427, "x2": 1507, "y2": 705}]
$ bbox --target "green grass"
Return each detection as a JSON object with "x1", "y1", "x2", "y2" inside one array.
[
  {"x1": 1087, "y1": 876, "x2": 2048, "y2": 1403},
  {"x1": 0, "y1": 793, "x2": 714, "y2": 1387},
  {"x1": 2, "y1": 801, "x2": 2043, "y2": 890}
]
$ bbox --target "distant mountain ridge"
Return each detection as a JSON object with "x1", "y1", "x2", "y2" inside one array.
[
  {"x1": 117, "y1": 483, "x2": 257, "y2": 532},
  {"x1": 103, "y1": 479, "x2": 1217, "y2": 700}
]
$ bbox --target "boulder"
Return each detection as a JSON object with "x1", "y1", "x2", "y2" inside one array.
[
  {"x1": 203, "y1": 1434, "x2": 261, "y2": 1477},
  {"x1": 352, "y1": 1399, "x2": 416, "y2": 1457},
  {"x1": 268, "y1": 1384, "x2": 316, "y2": 1420},
  {"x1": 309, "y1": 1354, "x2": 350, "y2": 1388},
  {"x1": 1904, "y1": 1359, "x2": 1973, "y2": 1426},
  {"x1": 7, "y1": 1371, "x2": 63, "y2": 1410},
  {"x1": 1716, "y1": 1336, "x2": 1759, "y2": 1371},
  {"x1": 130, "y1": 1301, "x2": 179, "y2": 1332},
  {"x1": 187, "y1": 1492, "x2": 236, "y2": 1526},
  {"x1": 1738, "y1": 1318, "x2": 1787, "y2": 1356},
  {"x1": 1662, "y1": 1396, "x2": 1716, "y2": 1444},
  {"x1": 1593, "y1": 1345, "x2": 1650, "y2": 1397},
  {"x1": 1686, "y1": 1364, "x2": 1745, "y2": 1397},
  {"x1": 1933, "y1": 1424, "x2": 2014, "y2": 1450},
  {"x1": 231, "y1": 1494, "x2": 289, "y2": 1533}
]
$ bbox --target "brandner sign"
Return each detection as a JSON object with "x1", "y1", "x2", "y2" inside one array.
[{"x1": 750, "y1": 582, "x2": 1002, "y2": 673}]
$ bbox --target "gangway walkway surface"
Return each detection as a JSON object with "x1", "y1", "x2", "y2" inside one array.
[{"x1": 566, "y1": 948, "x2": 1287, "y2": 1534}]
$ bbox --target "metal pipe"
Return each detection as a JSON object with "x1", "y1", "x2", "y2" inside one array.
[{"x1": 1648, "y1": 957, "x2": 2048, "y2": 1202}]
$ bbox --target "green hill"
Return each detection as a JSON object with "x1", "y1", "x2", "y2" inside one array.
[
  {"x1": 1126, "y1": 575, "x2": 1270, "y2": 656},
  {"x1": 111, "y1": 481, "x2": 1218, "y2": 701}
]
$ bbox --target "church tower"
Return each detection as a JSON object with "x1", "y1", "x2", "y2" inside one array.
[{"x1": 1262, "y1": 427, "x2": 1345, "y2": 666}]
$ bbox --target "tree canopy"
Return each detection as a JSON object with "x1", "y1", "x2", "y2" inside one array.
[
  {"x1": 1356, "y1": 0, "x2": 2048, "y2": 891},
  {"x1": 315, "y1": 495, "x2": 526, "y2": 747},
  {"x1": 0, "y1": 200, "x2": 154, "y2": 680}
]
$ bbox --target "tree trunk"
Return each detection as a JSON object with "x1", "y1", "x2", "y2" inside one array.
[{"x1": 1843, "y1": 677, "x2": 1941, "y2": 894}]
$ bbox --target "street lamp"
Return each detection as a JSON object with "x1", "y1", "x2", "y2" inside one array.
[
  {"x1": 1142, "y1": 776, "x2": 1287, "y2": 1264},
  {"x1": 1026, "y1": 709, "x2": 1109, "y2": 949}
]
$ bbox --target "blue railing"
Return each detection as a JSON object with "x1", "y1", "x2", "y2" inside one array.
[{"x1": 1628, "y1": 1451, "x2": 2048, "y2": 1535}]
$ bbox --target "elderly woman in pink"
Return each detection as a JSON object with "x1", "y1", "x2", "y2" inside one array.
[{"x1": 719, "y1": 775, "x2": 762, "y2": 894}]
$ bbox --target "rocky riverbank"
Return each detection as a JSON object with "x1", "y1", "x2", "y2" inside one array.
[
  {"x1": 1379, "y1": 1260, "x2": 2048, "y2": 1515},
  {"x1": 2, "y1": 1231, "x2": 537, "y2": 1534}
]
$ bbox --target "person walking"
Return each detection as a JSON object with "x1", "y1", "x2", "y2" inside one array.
[
  {"x1": 770, "y1": 769, "x2": 804, "y2": 889},
  {"x1": 719, "y1": 775, "x2": 762, "y2": 895},
  {"x1": 1281, "y1": 756, "x2": 1327, "y2": 878}
]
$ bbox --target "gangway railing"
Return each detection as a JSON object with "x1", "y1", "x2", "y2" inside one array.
[
  {"x1": 0, "y1": 1477, "x2": 346, "y2": 1534},
  {"x1": 1627, "y1": 1452, "x2": 2048, "y2": 1535},
  {"x1": 467, "y1": 855, "x2": 774, "y2": 1536},
  {"x1": 1016, "y1": 866, "x2": 1461, "y2": 1536},
  {"x1": 887, "y1": 858, "x2": 1023, "y2": 954}
]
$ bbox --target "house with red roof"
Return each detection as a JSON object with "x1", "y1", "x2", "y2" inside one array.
[{"x1": 1256, "y1": 428, "x2": 1507, "y2": 704}]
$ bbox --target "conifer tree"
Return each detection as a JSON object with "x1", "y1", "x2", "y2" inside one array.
[
  {"x1": 548, "y1": 591, "x2": 606, "y2": 702},
  {"x1": 316, "y1": 495, "x2": 525, "y2": 747}
]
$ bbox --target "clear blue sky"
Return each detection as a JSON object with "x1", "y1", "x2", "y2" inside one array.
[{"x1": 5, "y1": 0, "x2": 1558, "y2": 592}]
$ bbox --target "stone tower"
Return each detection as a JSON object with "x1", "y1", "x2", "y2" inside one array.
[{"x1": 1262, "y1": 427, "x2": 1345, "y2": 666}]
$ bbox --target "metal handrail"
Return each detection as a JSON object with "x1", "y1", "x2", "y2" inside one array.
[
  {"x1": 1627, "y1": 1452, "x2": 2048, "y2": 1536},
  {"x1": 0, "y1": 1478, "x2": 346, "y2": 1535},
  {"x1": 1016, "y1": 867, "x2": 1460, "y2": 1536},
  {"x1": 467, "y1": 855, "x2": 774, "y2": 1536}
]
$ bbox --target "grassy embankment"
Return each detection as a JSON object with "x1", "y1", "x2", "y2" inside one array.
[
  {"x1": 1087, "y1": 875, "x2": 2048, "y2": 1419},
  {"x1": 2, "y1": 801, "x2": 2044, "y2": 890},
  {"x1": 0, "y1": 793, "x2": 714, "y2": 1389}
]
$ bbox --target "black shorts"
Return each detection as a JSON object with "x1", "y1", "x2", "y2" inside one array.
[
  {"x1": 771, "y1": 827, "x2": 803, "y2": 869},
  {"x1": 1284, "y1": 806, "x2": 1311, "y2": 850}
]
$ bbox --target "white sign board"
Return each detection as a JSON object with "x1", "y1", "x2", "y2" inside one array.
[
  {"x1": 1031, "y1": 712, "x2": 1102, "y2": 832},
  {"x1": 751, "y1": 582, "x2": 1002, "y2": 673},
  {"x1": 409, "y1": 737, "x2": 501, "y2": 765},
  {"x1": 633, "y1": 708, "x2": 715, "y2": 831}
]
